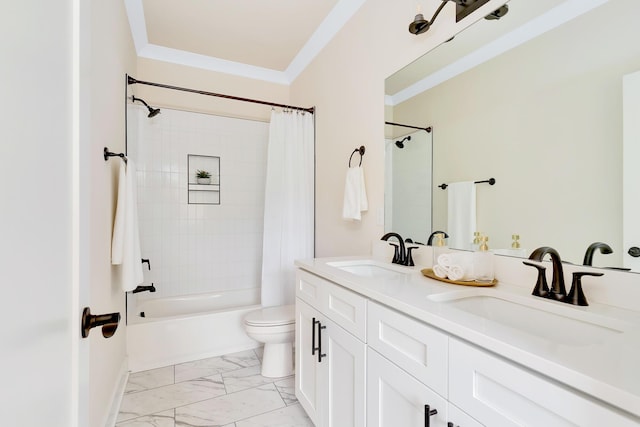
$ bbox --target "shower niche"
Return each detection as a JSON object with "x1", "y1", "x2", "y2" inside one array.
[{"x1": 188, "y1": 154, "x2": 220, "y2": 205}]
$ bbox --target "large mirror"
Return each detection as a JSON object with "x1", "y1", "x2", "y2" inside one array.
[{"x1": 385, "y1": 0, "x2": 640, "y2": 271}]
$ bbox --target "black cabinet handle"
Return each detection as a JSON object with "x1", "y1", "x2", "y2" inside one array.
[
  {"x1": 447, "y1": 423, "x2": 459, "y2": 427},
  {"x1": 317, "y1": 321, "x2": 327, "y2": 362},
  {"x1": 312, "y1": 317, "x2": 318, "y2": 356},
  {"x1": 424, "y1": 404, "x2": 438, "y2": 427},
  {"x1": 628, "y1": 246, "x2": 640, "y2": 257}
]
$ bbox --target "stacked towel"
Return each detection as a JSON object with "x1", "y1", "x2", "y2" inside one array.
[
  {"x1": 434, "y1": 252, "x2": 474, "y2": 281},
  {"x1": 111, "y1": 159, "x2": 144, "y2": 292},
  {"x1": 342, "y1": 166, "x2": 368, "y2": 220}
]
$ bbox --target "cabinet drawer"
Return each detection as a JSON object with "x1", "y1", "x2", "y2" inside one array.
[
  {"x1": 296, "y1": 269, "x2": 367, "y2": 341},
  {"x1": 367, "y1": 301, "x2": 448, "y2": 397},
  {"x1": 449, "y1": 339, "x2": 640, "y2": 427},
  {"x1": 296, "y1": 269, "x2": 325, "y2": 308}
]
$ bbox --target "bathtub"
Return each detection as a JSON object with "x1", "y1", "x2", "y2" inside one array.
[{"x1": 126, "y1": 288, "x2": 261, "y2": 372}]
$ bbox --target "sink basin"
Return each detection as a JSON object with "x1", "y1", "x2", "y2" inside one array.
[
  {"x1": 326, "y1": 260, "x2": 410, "y2": 279},
  {"x1": 428, "y1": 290, "x2": 627, "y2": 346}
]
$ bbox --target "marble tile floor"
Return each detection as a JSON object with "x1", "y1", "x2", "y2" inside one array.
[{"x1": 116, "y1": 348, "x2": 314, "y2": 427}]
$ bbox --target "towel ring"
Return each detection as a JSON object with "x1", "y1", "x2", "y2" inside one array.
[{"x1": 349, "y1": 146, "x2": 365, "y2": 167}]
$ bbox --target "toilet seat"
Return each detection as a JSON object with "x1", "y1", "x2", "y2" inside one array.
[{"x1": 244, "y1": 304, "x2": 295, "y2": 327}]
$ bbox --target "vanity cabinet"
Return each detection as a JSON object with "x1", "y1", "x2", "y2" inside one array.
[
  {"x1": 295, "y1": 266, "x2": 640, "y2": 427},
  {"x1": 295, "y1": 270, "x2": 367, "y2": 427},
  {"x1": 367, "y1": 347, "x2": 448, "y2": 426},
  {"x1": 449, "y1": 339, "x2": 639, "y2": 427}
]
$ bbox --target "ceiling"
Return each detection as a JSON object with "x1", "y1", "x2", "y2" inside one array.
[{"x1": 125, "y1": 0, "x2": 365, "y2": 85}]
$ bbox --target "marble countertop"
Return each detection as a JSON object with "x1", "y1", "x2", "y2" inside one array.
[{"x1": 295, "y1": 256, "x2": 640, "y2": 418}]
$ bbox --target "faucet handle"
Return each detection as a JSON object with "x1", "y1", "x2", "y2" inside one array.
[
  {"x1": 564, "y1": 271, "x2": 603, "y2": 306},
  {"x1": 523, "y1": 261, "x2": 549, "y2": 298},
  {"x1": 406, "y1": 246, "x2": 419, "y2": 267},
  {"x1": 388, "y1": 243, "x2": 401, "y2": 264}
]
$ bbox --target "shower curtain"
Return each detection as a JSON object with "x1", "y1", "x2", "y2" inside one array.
[{"x1": 261, "y1": 110, "x2": 315, "y2": 307}]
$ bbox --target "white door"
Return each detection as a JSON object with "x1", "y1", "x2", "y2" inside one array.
[
  {"x1": 323, "y1": 316, "x2": 366, "y2": 427},
  {"x1": 2, "y1": 1, "x2": 89, "y2": 426},
  {"x1": 623, "y1": 70, "x2": 640, "y2": 271},
  {"x1": 367, "y1": 348, "x2": 448, "y2": 427}
]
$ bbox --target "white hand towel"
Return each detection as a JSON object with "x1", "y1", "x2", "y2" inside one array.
[
  {"x1": 447, "y1": 182, "x2": 476, "y2": 250},
  {"x1": 111, "y1": 159, "x2": 144, "y2": 292},
  {"x1": 447, "y1": 265, "x2": 467, "y2": 281},
  {"x1": 432, "y1": 264, "x2": 449, "y2": 279},
  {"x1": 342, "y1": 166, "x2": 368, "y2": 220}
]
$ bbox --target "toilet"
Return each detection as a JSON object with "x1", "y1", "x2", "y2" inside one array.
[{"x1": 244, "y1": 304, "x2": 296, "y2": 378}]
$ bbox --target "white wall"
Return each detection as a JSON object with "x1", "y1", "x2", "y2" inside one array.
[
  {"x1": 88, "y1": 0, "x2": 137, "y2": 425},
  {"x1": 290, "y1": 0, "x2": 508, "y2": 256},
  {"x1": 129, "y1": 106, "x2": 268, "y2": 302}
]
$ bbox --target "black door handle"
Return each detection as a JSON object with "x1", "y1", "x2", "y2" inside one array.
[
  {"x1": 81, "y1": 307, "x2": 120, "y2": 338},
  {"x1": 628, "y1": 247, "x2": 640, "y2": 257},
  {"x1": 312, "y1": 317, "x2": 318, "y2": 356},
  {"x1": 424, "y1": 404, "x2": 438, "y2": 427},
  {"x1": 317, "y1": 321, "x2": 327, "y2": 362}
]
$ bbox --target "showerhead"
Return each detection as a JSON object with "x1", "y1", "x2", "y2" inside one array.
[
  {"x1": 131, "y1": 95, "x2": 161, "y2": 118},
  {"x1": 395, "y1": 135, "x2": 411, "y2": 149}
]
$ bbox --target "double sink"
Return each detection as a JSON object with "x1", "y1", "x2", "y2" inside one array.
[{"x1": 326, "y1": 259, "x2": 629, "y2": 346}]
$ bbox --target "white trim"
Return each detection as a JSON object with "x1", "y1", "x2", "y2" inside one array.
[
  {"x1": 104, "y1": 358, "x2": 130, "y2": 427},
  {"x1": 285, "y1": 0, "x2": 367, "y2": 82},
  {"x1": 388, "y1": 0, "x2": 609, "y2": 106},
  {"x1": 124, "y1": 0, "x2": 363, "y2": 84}
]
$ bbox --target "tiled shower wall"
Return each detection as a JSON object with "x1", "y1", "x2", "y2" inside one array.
[{"x1": 128, "y1": 105, "x2": 269, "y2": 301}]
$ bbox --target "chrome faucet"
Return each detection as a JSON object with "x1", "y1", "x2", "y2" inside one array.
[
  {"x1": 583, "y1": 242, "x2": 613, "y2": 266},
  {"x1": 528, "y1": 247, "x2": 566, "y2": 301}
]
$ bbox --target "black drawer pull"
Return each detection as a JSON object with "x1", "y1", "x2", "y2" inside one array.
[
  {"x1": 318, "y1": 321, "x2": 327, "y2": 362},
  {"x1": 425, "y1": 404, "x2": 437, "y2": 427},
  {"x1": 312, "y1": 317, "x2": 319, "y2": 356}
]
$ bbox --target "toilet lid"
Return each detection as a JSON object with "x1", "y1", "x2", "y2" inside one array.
[{"x1": 245, "y1": 304, "x2": 295, "y2": 326}]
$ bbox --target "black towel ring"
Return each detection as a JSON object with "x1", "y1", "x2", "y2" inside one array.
[{"x1": 349, "y1": 146, "x2": 366, "y2": 167}]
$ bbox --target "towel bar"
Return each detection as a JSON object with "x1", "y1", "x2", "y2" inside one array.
[
  {"x1": 439, "y1": 178, "x2": 495, "y2": 190},
  {"x1": 104, "y1": 147, "x2": 128, "y2": 163}
]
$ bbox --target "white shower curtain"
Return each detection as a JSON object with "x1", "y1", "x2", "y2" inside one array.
[{"x1": 261, "y1": 110, "x2": 315, "y2": 307}]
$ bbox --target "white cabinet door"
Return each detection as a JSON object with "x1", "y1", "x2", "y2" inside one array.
[
  {"x1": 367, "y1": 348, "x2": 448, "y2": 427},
  {"x1": 297, "y1": 298, "x2": 366, "y2": 427},
  {"x1": 323, "y1": 315, "x2": 366, "y2": 427},
  {"x1": 296, "y1": 299, "x2": 322, "y2": 426},
  {"x1": 447, "y1": 403, "x2": 484, "y2": 427},
  {"x1": 450, "y1": 339, "x2": 640, "y2": 427}
]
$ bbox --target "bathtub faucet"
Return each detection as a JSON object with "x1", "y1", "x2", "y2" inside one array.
[{"x1": 132, "y1": 283, "x2": 156, "y2": 294}]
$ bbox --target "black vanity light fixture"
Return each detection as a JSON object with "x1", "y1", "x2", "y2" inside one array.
[
  {"x1": 409, "y1": 0, "x2": 509, "y2": 35},
  {"x1": 131, "y1": 95, "x2": 161, "y2": 118}
]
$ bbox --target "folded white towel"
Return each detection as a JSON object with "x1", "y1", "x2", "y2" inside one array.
[
  {"x1": 432, "y1": 264, "x2": 449, "y2": 279},
  {"x1": 342, "y1": 166, "x2": 368, "y2": 220},
  {"x1": 111, "y1": 159, "x2": 144, "y2": 292},
  {"x1": 436, "y1": 252, "x2": 474, "y2": 281},
  {"x1": 447, "y1": 265, "x2": 466, "y2": 281}
]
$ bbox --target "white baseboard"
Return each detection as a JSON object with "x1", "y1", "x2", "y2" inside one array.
[{"x1": 104, "y1": 357, "x2": 130, "y2": 427}]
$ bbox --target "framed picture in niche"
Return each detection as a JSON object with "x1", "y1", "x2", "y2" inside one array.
[{"x1": 187, "y1": 154, "x2": 220, "y2": 205}]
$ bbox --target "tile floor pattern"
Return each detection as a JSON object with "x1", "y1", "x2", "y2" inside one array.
[{"x1": 117, "y1": 348, "x2": 314, "y2": 427}]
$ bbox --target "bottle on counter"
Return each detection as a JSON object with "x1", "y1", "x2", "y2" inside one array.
[
  {"x1": 432, "y1": 232, "x2": 448, "y2": 267},
  {"x1": 471, "y1": 231, "x2": 481, "y2": 251},
  {"x1": 473, "y1": 235, "x2": 495, "y2": 282}
]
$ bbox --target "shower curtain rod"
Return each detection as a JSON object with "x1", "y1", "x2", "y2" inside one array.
[
  {"x1": 385, "y1": 121, "x2": 432, "y2": 133},
  {"x1": 127, "y1": 76, "x2": 315, "y2": 114}
]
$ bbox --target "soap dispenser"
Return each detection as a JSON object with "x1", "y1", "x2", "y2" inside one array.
[
  {"x1": 432, "y1": 233, "x2": 448, "y2": 267},
  {"x1": 471, "y1": 231, "x2": 481, "y2": 251},
  {"x1": 473, "y1": 235, "x2": 495, "y2": 282}
]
